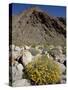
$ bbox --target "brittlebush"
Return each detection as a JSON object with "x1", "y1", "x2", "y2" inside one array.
[{"x1": 24, "y1": 55, "x2": 61, "y2": 85}]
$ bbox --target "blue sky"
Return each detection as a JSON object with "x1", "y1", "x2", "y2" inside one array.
[{"x1": 11, "y1": 3, "x2": 66, "y2": 17}]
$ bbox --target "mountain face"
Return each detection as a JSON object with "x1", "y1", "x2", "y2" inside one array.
[{"x1": 10, "y1": 7, "x2": 66, "y2": 46}]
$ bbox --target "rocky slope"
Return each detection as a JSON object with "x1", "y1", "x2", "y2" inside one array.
[
  {"x1": 10, "y1": 7, "x2": 66, "y2": 46},
  {"x1": 9, "y1": 44, "x2": 66, "y2": 86}
]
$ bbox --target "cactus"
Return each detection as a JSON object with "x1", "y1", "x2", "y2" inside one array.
[{"x1": 24, "y1": 55, "x2": 62, "y2": 85}]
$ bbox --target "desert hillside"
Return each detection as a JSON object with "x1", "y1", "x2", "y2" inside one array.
[{"x1": 9, "y1": 7, "x2": 66, "y2": 46}]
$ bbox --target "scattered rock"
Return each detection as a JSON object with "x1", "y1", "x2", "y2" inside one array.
[
  {"x1": 49, "y1": 45, "x2": 54, "y2": 50},
  {"x1": 23, "y1": 50, "x2": 33, "y2": 65},
  {"x1": 42, "y1": 49, "x2": 48, "y2": 54},
  {"x1": 24, "y1": 45, "x2": 31, "y2": 50},
  {"x1": 49, "y1": 48, "x2": 65, "y2": 64},
  {"x1": 20, "y1": 47, "x2": 24, "y2": 51},
  {"x1": 55, "y1": 54, "x2": 66, "y2": 64},
  {"x1": 60, "y1": 80, "x2": 66, "y2": 84},
  {"x1": 56, "y1": 46, "x2": 63, "y2": 53},
  {"x1": 12, "y1": 50, "x2": 21, "y2": 59},
  {"x1": 12, "y1": 79, "x2": 31, "y2": 87},
  {"x1": 29, "y1": 48, "x2": 39, "y2": 56},
  {"x1": 14, "y1": 46, "x2": 21, "y2": 51},
  {"x1": 16, "y1": 63, "x2": 24, "y2": 71},
  {"x1": 61, "y1": 75, "x2": 66, "y2": 80},
  {"x1": 12, "y1": 63, "x2": 24, "y2": 82},
  {"x1": 35, "y1": 45, "x2": 44, "y2": 50},
  {"x1": 57, "y1": 62, "x2": 66, "y2": 74}
]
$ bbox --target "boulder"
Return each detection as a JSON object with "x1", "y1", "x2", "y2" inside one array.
[
  {"x1": 49, "y1": 45, "x2": 54, "y2": 50},
  {"x1": 57, "y1": 62, "x2": 66, "y2": 74},
  {"x1": 12, "y1": 63, "x2": 24, "y2": 82},
  {"x1": 61, "y1": 75, "x2": 66, "y2": 80},
  {"x1": 55, "y1": 54, "x2": 65, "y2": 64},
  {"x1": 22, "y1": 50, "x2": 33, "y2": 65},
  {"x1": 60, "y1": 80, "x2": 66, "y2": 84},
  {"x1": 56, "y1": 46, "x2": 63, "y2": 53},
  {"x1": 49, "y1": 48, "x2": 66, "y2": 64},
  {"x1": 42, "y1": 49, "x2": 48, "y2": 54},
  {"x1": 20, "y1": 46, "x2": 24, "y2": 51},
  {"x1": 29, "y1": 48, "x2": 39, "y2": 56},
  {"x1": 14, "y1": 46, "x2": 21, "y2": 51},
  {"x1": 35, "y1": 45, "x2": 44, "y2": 54},
  {"x1": 12, "y1": 79, "x2": 31, "y2": 87},
  {"x1": 35, "y1": 45, "x2": 44, "y2": 50},
  {"x1": 16, "y1": 63, "x2": 24, "y2": 71},
  {"x1": 24, "y1": 45, "x2": 31, "y2": 50}
]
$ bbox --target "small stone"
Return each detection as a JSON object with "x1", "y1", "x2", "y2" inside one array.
[
  {"x1": 24, "y1": 45, "x2": 31, "y2": 50},
  {"x1": 15, "y1": 46, "x2": 21, "y2": 51}
]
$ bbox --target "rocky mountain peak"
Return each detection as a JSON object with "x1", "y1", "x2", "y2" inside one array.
[{"x1": 10, "y1": 7, "x2": 66, "y2": 46}]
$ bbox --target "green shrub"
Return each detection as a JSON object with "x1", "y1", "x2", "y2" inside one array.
[
  {"x1": 31, "y1": 44, "x2": 36, "y2": 48},
  {"x1": 24, "y1": 55, "x2": 61, "y2": 85}
]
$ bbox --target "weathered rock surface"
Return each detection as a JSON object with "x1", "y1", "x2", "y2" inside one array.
[
  {"x1": 60, "y1": 80, "x2": 66, "y2": 84},
  {"x1": 12, "y1": 62, "x2": 24, "y2": 82},
  {"x1": 14, "y1": 46, "x2": 21, "y2": 51},
  {"x1": 48, "y1": 48, "x2": 66, "y2": 64},
  {"x1": 57, "y1": 62, "x2": 66, "y2": 74},
  {"x1": 22, "y1": 50, "x2": 33, "y2": 65},
  {"x1": 12, "y1": 79, "x2": 31, "y2": 87}
]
